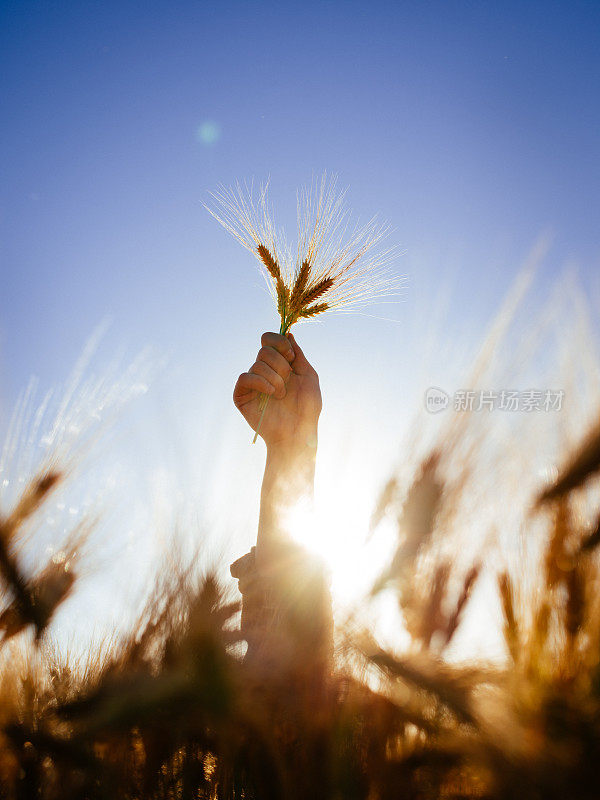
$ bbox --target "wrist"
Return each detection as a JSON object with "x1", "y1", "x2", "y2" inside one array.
[{"x1": 266, "y1": 424, "x2": 318, "y2": 464}]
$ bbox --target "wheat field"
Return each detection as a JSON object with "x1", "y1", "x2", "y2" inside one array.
[{"x1": 1, "y1": 266, "x2": 600, "y2": 800}]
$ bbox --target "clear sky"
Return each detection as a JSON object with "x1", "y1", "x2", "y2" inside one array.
[{"x1": 1, "y1": 1, "x2": 599, "y2": 648}]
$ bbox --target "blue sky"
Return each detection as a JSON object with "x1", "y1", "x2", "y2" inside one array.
[
  {"x1": 1, "y1": 1, "x2": 599, "y2": 642},
  {"x1": 2, "y1": 0, "x2": 599, "y2": 395}
]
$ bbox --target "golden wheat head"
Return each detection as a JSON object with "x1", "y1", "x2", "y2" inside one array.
[{"x1": 205, "y1": 174, "x2": 403, "y2": 333}]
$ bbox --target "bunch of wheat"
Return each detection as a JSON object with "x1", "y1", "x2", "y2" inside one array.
[{"x1": 205, "y1": 175, "x2": 401, "y2": 441}]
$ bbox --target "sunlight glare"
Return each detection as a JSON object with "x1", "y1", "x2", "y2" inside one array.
[{"x1": 283, "y1": 440, "x2": 398, "y2": 609}]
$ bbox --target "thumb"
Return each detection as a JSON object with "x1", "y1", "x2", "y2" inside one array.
[{"x1": 288, "y1": 332, "x2": 314, "y2": 376}]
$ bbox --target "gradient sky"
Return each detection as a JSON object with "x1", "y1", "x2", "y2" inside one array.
[{"x1": 1, "y1": 1, "x2": 600, "y2": 647}]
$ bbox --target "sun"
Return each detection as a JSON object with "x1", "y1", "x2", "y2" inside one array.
[{"x1": 282, "y1": 437, "x2": 398, "y2": 609}]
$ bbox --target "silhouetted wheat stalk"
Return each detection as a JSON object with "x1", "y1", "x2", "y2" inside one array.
[{"x1": 205, "y1": 175, "x2": 401, "y2": 441}]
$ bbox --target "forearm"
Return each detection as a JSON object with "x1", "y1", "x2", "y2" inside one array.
[{"x1": 257, "y1": 425, "x2": 318, "y2": 564}]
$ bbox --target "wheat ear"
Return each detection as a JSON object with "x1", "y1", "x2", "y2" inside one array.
[
  {"x1": 299, "y1": 278, "x2": 334, "y2": 308},
  {"x1": 298, "y1": 303, "x2": 329, "y2": 319},
  {"x1": 289, "y1": 261, "x2": 311, "y2": 312}
]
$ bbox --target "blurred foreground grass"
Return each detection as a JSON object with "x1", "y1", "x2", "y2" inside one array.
[{"x1": 1, "y1": 268, "x2": 600, "y2": 799}]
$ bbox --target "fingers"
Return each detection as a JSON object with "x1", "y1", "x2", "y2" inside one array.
[
  {"x1": 248, "y1": 334, "x2": 294, "y2": 399},
  {"x1": 257, "y1": 345, "x2": 292, "y2": 381},
  {"x1": 288, "y1": 332, "x2": 316, "y2": 377},
  {"x1": 233, "y1": 372, "x2": 275, "y2": 407},
  {"x1": 233, "y1": 332, "x2": 315, "y2": 412},
  {"x1": 258, "y1": 330, "x2": 314, "y2": 377},
  {"x1": 250, "y1": 359, "x2": 287, "y2": 399},
  {"x1": 260, "y1": 332, "x2": 295, "y2": 363}
]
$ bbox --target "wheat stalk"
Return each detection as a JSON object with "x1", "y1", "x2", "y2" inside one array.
[{"x1": 205, "y1": 174, "x2": 402, "y2": 441}]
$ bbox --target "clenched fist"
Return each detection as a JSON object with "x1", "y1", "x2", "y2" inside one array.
[{"x1": 234, "y1": 332, "x2": 321, "y2": 448}]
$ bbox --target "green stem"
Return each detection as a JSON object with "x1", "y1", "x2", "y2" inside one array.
[{"x1": 252, "y1": 397, "x2": 269, "y2": 444}]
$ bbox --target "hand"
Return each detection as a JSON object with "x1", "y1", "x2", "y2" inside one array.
[{"x1": 234, "y1": 332, "x2": 322, "y2": 449}]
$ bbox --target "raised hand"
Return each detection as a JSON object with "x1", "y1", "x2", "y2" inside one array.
[{"x1": 234, "y1": 332, "x2": 321, "y2": 449}]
